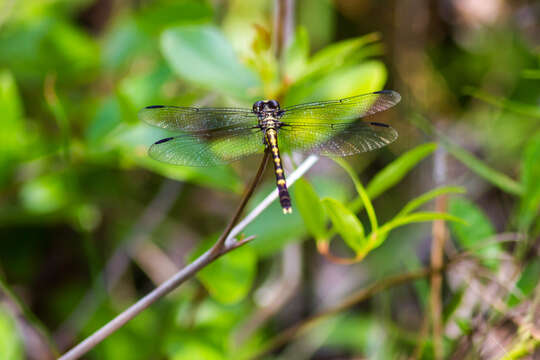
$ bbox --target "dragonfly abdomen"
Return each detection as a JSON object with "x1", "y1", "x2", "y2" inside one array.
[{"x1": 266, "y1": 128, "x2": 292, "y2": 214}]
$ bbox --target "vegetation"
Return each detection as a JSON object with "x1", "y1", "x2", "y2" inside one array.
[{"x1": 0, "y1": 0, "x2": 538, "y2": 359}]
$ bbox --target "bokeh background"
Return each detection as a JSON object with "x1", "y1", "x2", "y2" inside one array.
[{"x1": 0, "y1": 0, "x2": 539, "y2": 359}]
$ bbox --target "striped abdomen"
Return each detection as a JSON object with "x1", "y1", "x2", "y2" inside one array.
[{"x1": 265, "y1": 128, "x2": 292, "y2": 214}]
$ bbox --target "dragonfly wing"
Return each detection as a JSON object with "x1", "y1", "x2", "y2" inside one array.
[
  {"x1": 280, "y1": 90, "x2": 401, "y2": 124},
  {"x1": 149, "y1": 127, "x2": 264, "y2": 166},
  {"x1": 278, "y1": 122, "x2": 397, "y2": 156},
  {"x1": 139, "y1": 106, "x2": 257, "y2": 131}
]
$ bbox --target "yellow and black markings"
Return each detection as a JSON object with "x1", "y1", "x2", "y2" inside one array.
[{"x1": 266, "y1": 128, "x2": 292, "y2": 214}]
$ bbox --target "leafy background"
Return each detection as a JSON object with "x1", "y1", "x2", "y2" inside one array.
[{"x1": 0, "y1": 0, "x2": 539, "y2": 359}]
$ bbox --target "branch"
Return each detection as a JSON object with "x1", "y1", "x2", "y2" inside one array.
[{"x1": 57, "y1": 151, "x2": 270, "y2": 360}]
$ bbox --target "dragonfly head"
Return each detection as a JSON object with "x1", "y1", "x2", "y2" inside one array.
[{"x1": 252, "y1": 99, "x2": 280, "y2": 114}]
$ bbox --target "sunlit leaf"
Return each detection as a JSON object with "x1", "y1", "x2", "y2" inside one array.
[
  {"x1": 449, "y1": 197, "x2": 501, "y2": 268},
  {"x1": 192, "y1": 238, "x2": 257, "y2": 304},
  {"x1": 322, "y1": 198, "x2": 366, "y2": 253},
  {"x1": 294, "y1": 178, "x2": 327, "y2": 240},
  {"x1": 161, "y1": 25, "x2": 262, "y2": 101}
]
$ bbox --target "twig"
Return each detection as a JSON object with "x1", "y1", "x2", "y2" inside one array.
[{"x1": 58, "y1": 151, "x2": 270, "y2": 360}]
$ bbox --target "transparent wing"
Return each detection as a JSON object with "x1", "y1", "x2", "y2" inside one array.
[
  {"x1": 280, "y1": 90, "x2": 401, "y2": 125},
  {"x1": 148, "y1": 127, "x2": 264, "y2": 166},
  {"x1": 139, "y1": 105, "x2": 257, "y2": 131},
  {"x1": 278, "y1": 121, "x2": 398, "y2": 156}
]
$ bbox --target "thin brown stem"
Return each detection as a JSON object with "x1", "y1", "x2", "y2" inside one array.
[
  {"x1": 430, "y1": 146, "x2": 448, "y2": 360},
  {"x1": 58, "y1": 151, "x2": 270, "y2": 360}
]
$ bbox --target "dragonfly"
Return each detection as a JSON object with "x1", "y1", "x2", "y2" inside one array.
[{"x1": 140, "y1": 90, "x2": 401, "y2": 214}]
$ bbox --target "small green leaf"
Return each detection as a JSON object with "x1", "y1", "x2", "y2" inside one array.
[
  {"x1": 449, "y1": 197, "x2": 501, "y2": 268},
  {"x1": 507, "y1": 259, "x2": 540, "y2": 307},
  {"x1": 322, "y1": 198, "x2": 366, "y2": 253},
  {"x1": 411, "y1": 114, "x2": 523, "y2": 196},
  {"x1": 294, "y1": 178, "x2": 327, "y2": 240},
  {"x1": 349, "y1": 143, "x2": 437, "y2": 212},
  {"x1": 378, "y1": 212, "x2": 465, "y2": 239},
  {"x1": 335, "y1": 159, "x2": 378, "y2": 232},
  {"x1": 192, "y1": 237, "x2": 257, "y2": 304},
  {"x1": 161, "y1": 25, "x2": 261, "y2": 101},
  {"x1": 0, "y1": 305, "x2": 23, "y2": 360},
  {"x1": 446, "y1": 141, "x2": 523, "y2": 196},
  {"x1": 396, "y1": 186, "x2": 466, "y2": 218},
  {"x1": 518, "y1": 133, "x2": 540, "y2": 230}
]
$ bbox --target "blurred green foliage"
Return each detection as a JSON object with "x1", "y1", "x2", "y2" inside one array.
[{"x1": 0, "y1": 0, "x2": 539, "y2": 359}]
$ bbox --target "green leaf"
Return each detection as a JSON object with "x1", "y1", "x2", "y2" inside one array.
[
  {"x1": 294, "y1": 178, "x2": 327, "y2": 240},
  {"x1": 0, "y1": 70, "x2": 25, "y2": 155},
  {"x1": 396, "y1": 186, "x2": 466, "y2": 218},
  {"x1": 171, "y1": 339, "x2": 224, "y2": 360},
  {"x1": 161, "y1": 25, "x2": 261, "y2": 101},
  {"x1": 349, "y1": 143, "x2": 437, "y2": 212},
  {"x1": 322, "y1": 198, "x2": 366, "y2": 253},
  {"x1": 192, "y1": 238, "x2": 257, "y2": 304},
  {"x1": 335, "y1": 159, "x2": 378, "y2": 232},
  {"x1": 445, "y1": 141, "x2": 523, "y2": 196},
  {"x1": 0, "y1": 305, "x2": 23, "y2": 360},
  {"x1": 379, "y1": 212, "x2": 465, "y2": 239},
  {"x1": 284, "y1": 61, "x2": 387, "y2": 106},
  {"x1": 449, "y1": 198, "x2": 501, "y2": 268},
  {"x1": 283, "y1": 27, "x2": 310, "y2": 82},
  {"x1": 507, "y1": 259, "x2": 540, "y2": 307},
  {"x1": 518, "y1": 132, "x2": 540, "y2": 230},
  {"x1": 301, "y1": 33, "x2": 382, "y2": 80}
]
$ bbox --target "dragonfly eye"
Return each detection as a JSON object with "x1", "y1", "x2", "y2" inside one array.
[
  {"x1": 268, "y1": 100, "x2": 280, "y2": 110},
  {"x1": 252, "y1": 101, "x2": 264, "y2": 113}
]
